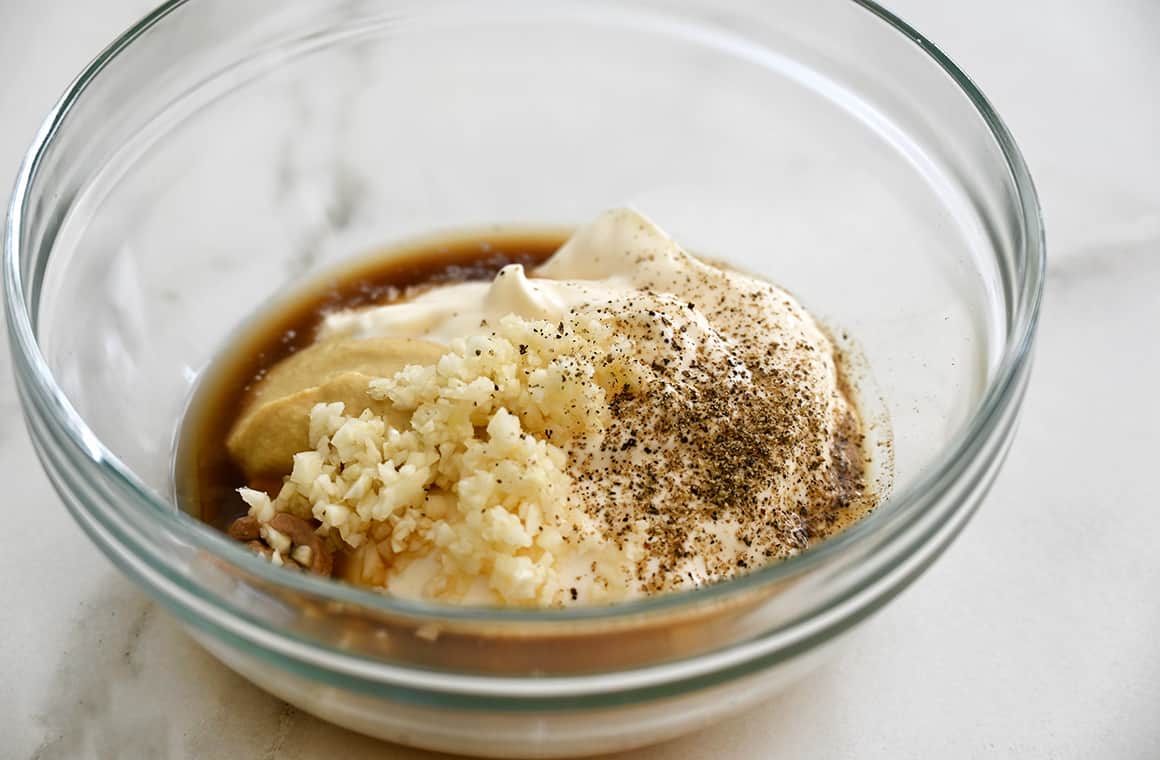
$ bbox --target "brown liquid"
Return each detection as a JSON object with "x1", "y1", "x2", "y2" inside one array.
[
  {"x1": 175, "y1": 230, "x2": 883, "y2": 671},
  {"x1": 176, "y1": 232, "x2": 564, "y2": 530}
]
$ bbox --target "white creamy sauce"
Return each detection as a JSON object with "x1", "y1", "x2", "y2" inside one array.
[{"x1": 279, "y1": 208, "x2": 861, "y2": 604}]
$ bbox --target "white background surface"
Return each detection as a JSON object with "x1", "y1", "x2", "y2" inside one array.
[{"x1": 2, "y1": 1, "x2": 1158, "y2": 758}]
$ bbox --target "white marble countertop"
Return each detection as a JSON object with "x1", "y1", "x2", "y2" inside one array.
[{"x1": 2, "y1": 1, "x2": 1157, "y2": 758}]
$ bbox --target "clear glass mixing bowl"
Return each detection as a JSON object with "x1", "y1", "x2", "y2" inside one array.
[{"x1": 4, "y1": 0, "x2": 1043, "y2": 756}]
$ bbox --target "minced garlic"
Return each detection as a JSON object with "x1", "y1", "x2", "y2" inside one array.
[{"x1": 241, "y1": 313, "x2": 643, "y2": 606}]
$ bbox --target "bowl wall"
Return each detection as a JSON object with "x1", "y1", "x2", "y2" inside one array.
[{"x1": 6, "y1": 0, "x2": 1042, "y2": 755}]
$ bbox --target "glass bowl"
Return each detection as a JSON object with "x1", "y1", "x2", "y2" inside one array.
[{"x1": 4, "y1": 0, "x2": 1044, "y2": 756}]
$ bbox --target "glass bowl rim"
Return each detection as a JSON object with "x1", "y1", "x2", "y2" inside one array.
[{"x1": 3, "y1": 0, "x2": 1045, "y2": 633}]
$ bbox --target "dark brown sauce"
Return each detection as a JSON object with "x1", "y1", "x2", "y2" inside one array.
[{"x1": 176, "y1": 232, "x2": 565, "y2": 530}]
